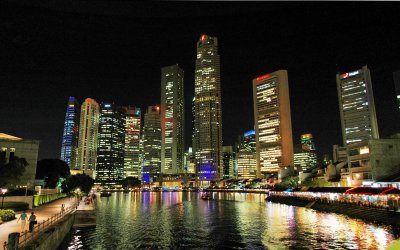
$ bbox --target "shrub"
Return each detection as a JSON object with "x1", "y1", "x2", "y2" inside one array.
[{"x1": 0, "y1": 209, "x2": 16, "y2": 222}]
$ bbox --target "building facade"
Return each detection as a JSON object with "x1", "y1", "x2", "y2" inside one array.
[
  {"x1": 336, "y1": 66, "x2": 379, "y2": 146},
  {"x1": 142, "y1": 106, "x2": 162, "y2": 174},
  {"x1": 0, "y1": 133, "x2": 39, "y2": 188},
  {"x1": 253, "y1": 70, "x2": 294, "y2": 177},
  {"x1": 96, "y1": 103, "x2": 126, "y2": 185},
  {"x1": 193, "y1": 34, "x2": 223, "y2": 182},
  {"x1": 222, "y1": 146, "x2": 234, "y2": 179},
  {"x1": 76, "y1": 98, "x2": 100, "y2": 175},
  {"x1": 161, "y1": 65, "x2": 185, "y2": 174},
  {"x1": 294, "y1": 134, "x2": 317, "y2": 172},
  {"x1": 60, "y1": 96, "x2": 80, "y2": 169},
  {"x1": 123, "y1": 106, "x2": 141, "y2": 178},
  {"x1": 236, "y1": 130, "x2": 257, "y2": 180},
  {"x1": 341, "y1": 134, "x2": 400, "y2": 186}
]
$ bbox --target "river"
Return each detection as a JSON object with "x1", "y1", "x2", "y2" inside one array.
[{"x1": 60, "y1": 191, "x2": 399, "y2": 249}]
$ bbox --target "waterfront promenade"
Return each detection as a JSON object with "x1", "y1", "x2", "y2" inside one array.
[{"x1": 0, "y1": 196, "x2": 77, "y2": 246}]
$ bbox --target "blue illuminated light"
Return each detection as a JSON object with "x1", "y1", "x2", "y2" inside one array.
[
  {"x1": 244, "y1": 130, "x2": 255, "y2": 137},
  {"x1": 104, "y1": 104, "x2": 111, "y2": 108},
  {"x1": 199, "y1": 164, "x2": 214, "y2": 180}
]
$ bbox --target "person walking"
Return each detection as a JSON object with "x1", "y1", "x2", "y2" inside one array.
[
  {"x1": 28, "y1": 212, "x2": 37, "y2": 233},
  {"x1": 61, "y1": 204, "x2": 65, "y2": 213},
  {"x1": 17, "y1": 211, "x2": 28, "y2": 232}
]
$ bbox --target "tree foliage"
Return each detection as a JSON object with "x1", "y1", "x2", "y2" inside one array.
[
  {"x1": 62, "y1": 174, "x2": 94, "y2": 194},
  {"x1": 36, "y1": 159, "x2": 70, "y2": 188},
  {"x1": 275, "y1": 176, "x2": 300, "y2": 190},
  {"x1": 0, "y1": 156, "x2": 28, "y2": 187}
]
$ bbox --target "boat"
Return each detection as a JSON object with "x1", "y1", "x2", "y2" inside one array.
[
  {"x1": 201, "y1": 192, "x2": 212, "y2": 200},
  {"x1": 100, "y1": 191, "x2": 112, "y2": 197}
]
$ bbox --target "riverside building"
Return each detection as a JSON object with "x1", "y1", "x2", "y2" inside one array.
[
  {"x1": 76, "y1": 98, "x2": 100, "y2": 177},
  {"x1": 253, "y1": 70, "x2": 294, "y2": 178},
  {"x1": 161, "y1": 65, "x2": 185, "y2": 174},
  {"x1": 0, "y1": 133, "x2": 39, "y2": 188},
  {"x1": 142, "y1": 106, "x2": 162, "y2": 176},
  {"x1": 193, "y1": 34, "x2": 223, "y2": 182},
  {"x1": 294, "y1": 134, "x2": 317, "y2": 172},
  {"x1": 60, "y1": 96, "x2": 80, "y2": 169},
  {"x1": 336, "y1": 66, "x2": 379, "y2": 145},
  {"x1": 236, "y1": 130, "x2": 257, "y2": 180},
  {"x1": 123, "y1": 106, "x2": 141, "y2": 178},
  {"x1": 96, "y1": 103, "x2": 126, "y2": 186}
]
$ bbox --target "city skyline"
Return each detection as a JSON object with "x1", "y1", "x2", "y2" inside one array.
[{"x1": 1, "y1": 2, "x2": 400, "y2": 161}]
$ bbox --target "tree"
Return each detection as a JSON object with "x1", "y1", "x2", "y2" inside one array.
[
  {"x1": 36, "y1": 159, "x2": 70, "y2": 188},
  {"x1": 275, "y1": 176, "x2": 300, "y2": 190},
  {"x1": 62, "y1": 174, "x2": 94, "y2": 194},
  {"x1": 0, "y1": 156, "x2": 28, "y2": 187}
]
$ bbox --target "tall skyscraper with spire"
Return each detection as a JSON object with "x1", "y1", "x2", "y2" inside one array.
[
  {"x1": 336, "y1": 66, "x2": 379, "y2": 145},
  {"x1": 60, "y1": 96, "x2": 80, "y2": 169},
  {"x1": 161, "y1": 65, "x2": 185, "y2": 174},
  {"x1": 76, "y1": 98, "x2": 100, "y2": 174},
  {"x1": 123, "y1": 106, "x2": 141, "y2": 178},
  {"x1": 193, "y1": 34, "x2": 223, "y2": 182},
  {"x1": 253, "y1": 70, "x2": 294, "y2": 177}
]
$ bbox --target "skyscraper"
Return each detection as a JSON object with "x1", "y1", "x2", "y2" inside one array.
[
  {"x1": 336, "y1": 66, "x2": 379, "y2": 146},
  {"x1": 253, "y1": 70, "x2": 294, "y2": 177},
  {"x1": 161, "y1": 65, "x2": 184, "y2": 174},
  {"x1": 294, "y1": 134, "x2": 317, "y2": 172},
  {"x1": 77, "y1": 98, "x2": 100, "y2": 174},
  {"x1": 222, "y1": 146, "x2": 233, "y2": 179},
  {"x1": 194, "y1": 34, "x2": 223, "y2": 182},
  {"x1": 60, "y1": 96, "x2": 80, "y2": 169},
  {"x1": 393, "y1": 70, "x2": 400, "y2": 112},
  {"x1": 123, "y1": 106, "x2": 141, "y2": 178},
  {"x1": 236, "y1": 130, "x2": 257, "y2": 180},
  {"x1": 96, "y1": 103, "x2": 126, "y2": 185},
  {"x1": 142, "y1": 106, "x2": 161, "y2": 174}
]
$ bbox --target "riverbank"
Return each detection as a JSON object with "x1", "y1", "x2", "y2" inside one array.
[{"x1": 266, "y1": 195, "x2": 400, "y2": 227}]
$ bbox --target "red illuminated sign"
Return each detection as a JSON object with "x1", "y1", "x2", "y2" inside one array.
[
  {"x1": 341, "y1": 73, "x2": 349, "y2": 78},
  {"x1": 201, "y1": 35, "x2": 206, "y2": 41},
  {"x1": 256, "y1": 74, "x2": 270, "y2": 81}
]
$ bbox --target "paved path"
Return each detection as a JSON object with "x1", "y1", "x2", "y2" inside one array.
[{"x1": 0, "y1": 196, "x2": 78, "y2": 246}]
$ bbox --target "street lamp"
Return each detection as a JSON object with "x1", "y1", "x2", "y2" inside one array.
[{"x1": 1, "y1": 188, "x2": 8, "y2": 209}]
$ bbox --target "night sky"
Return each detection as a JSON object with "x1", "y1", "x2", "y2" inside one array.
[{"x1": 1, "y1": 1, "x2": 400, "y2": 161}]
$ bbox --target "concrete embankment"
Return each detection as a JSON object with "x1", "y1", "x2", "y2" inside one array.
[
  {"x1": 24, "y1": 213, "x2": 75, "y2": 250},
  {"x1": 266, "y1": 196, "x2": 400, "y2": 227}
]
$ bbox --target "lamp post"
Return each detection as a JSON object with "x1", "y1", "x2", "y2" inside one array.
[{"x1": 1, "y1": 188, "x2": 8, "y2": 209}]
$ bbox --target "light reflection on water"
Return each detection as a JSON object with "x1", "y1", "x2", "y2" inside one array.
[{"x1": 61, "y1": 192, "x2": 398, "y2": 249}]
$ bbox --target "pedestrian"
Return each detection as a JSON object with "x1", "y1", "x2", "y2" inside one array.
[
  {"x1": 28, "y1": 212, "x2": 37, "y2": 233},
  {"x1": 61, "y1": 204, "x2": 65, "y2": 213},
  {"x1": 17, "y1": 210, "x2": 28, "y2": 232}
]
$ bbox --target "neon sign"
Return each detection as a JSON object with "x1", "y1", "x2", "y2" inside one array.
[
  {"x1": 256, "y1": 74, "x2": 270, "y2": 81},
  {"x1": 341, "y1": 70, "x2": 359, "y2": 79}
]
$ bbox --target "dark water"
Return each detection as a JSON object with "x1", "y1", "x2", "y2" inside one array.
[{"x1": 61, "y1": 192, "x2": 398, "y2": 249}]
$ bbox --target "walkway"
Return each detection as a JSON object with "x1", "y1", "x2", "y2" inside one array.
[{"x1": 0, "y1": 196, "x2": 78, "y2": 246}]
